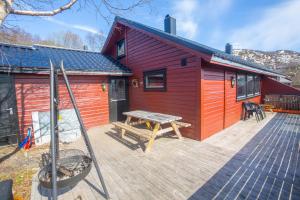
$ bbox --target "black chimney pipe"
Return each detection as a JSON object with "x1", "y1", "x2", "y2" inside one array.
[
  {"x1": 164, "y1": 15, "x2": 176, "y2": 35},
  {"x1": 225, "y1": 43, "x2": 233, "y2": 54}
]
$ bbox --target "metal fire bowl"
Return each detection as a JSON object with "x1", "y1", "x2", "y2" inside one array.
[{"x1": 38, "y1": 149, "x2": 92, "y2": 189}]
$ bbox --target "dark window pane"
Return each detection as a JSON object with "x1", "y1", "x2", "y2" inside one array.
[
  {"x1": 254, "y1": 75, "x2": 260, "y2": 94},
  {"x1": 144, "y1": 69, "x2": 166, "y2": 91},
  {"x1": 117, "y1": 39, "x2": 125, "y2": 57},
  {"x1": 247, "y1": 75, "x2": 254, "y2": 97},
  {"x1": 237, "y1": 74, "x2": 246, "y2": 99},
  {"x1": 111, "y1": 79, "x2": 126, "y2": 100}
]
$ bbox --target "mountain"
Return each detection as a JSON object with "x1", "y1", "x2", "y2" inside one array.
[
  {"x1": 232, "y1": 49, "x2": 300, "y2": 71},
  {"x1": 232, "y1": 49, "x2": 300, "y2": 86}
]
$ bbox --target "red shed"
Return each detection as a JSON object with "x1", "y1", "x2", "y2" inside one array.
[{"x1": 0, "y1": 43, "x2": 131, "y2": 144}]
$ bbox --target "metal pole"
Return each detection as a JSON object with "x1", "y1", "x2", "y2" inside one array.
[
  {"x1": 59, "y1": 61, "x2": 110, "y2": 199},
  {"x1": 54, "y1": 69, "x2": 59, "y2": 159},
  {"x1": 50, "y1": 60, "x2": 58, "y2": 199}
]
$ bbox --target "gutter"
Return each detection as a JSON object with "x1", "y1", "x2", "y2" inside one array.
[
  {"x1": 0, "y1": 67, "x2": 133, "y2": 76},
  {"x1": 211, "y1": 55, "x2": 285, "y2": 78}
]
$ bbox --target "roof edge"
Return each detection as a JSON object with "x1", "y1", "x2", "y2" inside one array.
[
  {"x1": 0, "y1": 66, "x2": 132, "y2": 76},
  {"x1": 211, "y1": 55, "x2": 285, "y2": 77}
]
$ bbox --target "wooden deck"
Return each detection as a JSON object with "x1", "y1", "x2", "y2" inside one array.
[{"x1": 31, "y1": 113, "x2": 300, "y2": 200}]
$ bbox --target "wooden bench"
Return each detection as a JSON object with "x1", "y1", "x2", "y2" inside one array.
[
  {"x1": 173, "y1": 121, "x2": 191, "y2": 128},
  {"x1": 112, "y1": 122, "x2": 152, "y2": 140}
]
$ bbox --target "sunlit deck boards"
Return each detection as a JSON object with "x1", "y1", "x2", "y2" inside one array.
[
  {"x1": 31, "y1": 113, "x2": 300, "y2": 200},
  {"x1": 189, "y1": 113, "x2": 300, "y2": 200}
]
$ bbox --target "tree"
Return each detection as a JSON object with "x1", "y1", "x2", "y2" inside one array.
[
  {"x1": 0, "y1": 26, "x2": 105, "y2": 51},
  {"x1": 47, "y1": 31, "x2": 84, "y2": 49},
  {"x1": 0, "y1": 26, "x2": 41, "y2": 45},
  {"x1": 85, "y1": 32, "x2": 105, "y2": 51},
  {"x1": 0, "y1": 0, "x2": 149, "y2": 25}
]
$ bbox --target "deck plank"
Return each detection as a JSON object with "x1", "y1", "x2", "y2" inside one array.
[{"x1": 31, "y1": 113, "x2": 300, "y2": 200}]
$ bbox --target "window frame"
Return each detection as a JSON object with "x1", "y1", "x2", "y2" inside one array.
[
  {"x1": 116, "y1": 39, "x2": 125, "y2": 58},
  {"x1": 236, "y1": 73, "x2": 247, "y2": 100},
  {"x1": 246, "y1": 74, "x2": 254, "y2": 97},
  {"x1": 236, "y1": 73, "x2": 261, "y2": 101},
  {"x1": 254, "y1": 75, "x2": 261, "y2": 95},
  {"x1": 143, "y1": 68, "x2": 167, "y2": 92}
]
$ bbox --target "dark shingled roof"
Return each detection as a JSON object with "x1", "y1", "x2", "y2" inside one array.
[
  {"x1": 0, "y1": 43, "x2": 131, "y2": 74},
  {"x1": 115, "y1": 16, "x2": 282, "y2": 76}
]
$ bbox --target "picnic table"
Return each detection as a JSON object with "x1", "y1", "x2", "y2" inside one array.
[{"x1": 112, "y1": 110, "x2": 191, "y2": 152}]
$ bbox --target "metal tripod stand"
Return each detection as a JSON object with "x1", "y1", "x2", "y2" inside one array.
[{"x1": 49, "y1": 60, "x2": 110, "y2": 200}]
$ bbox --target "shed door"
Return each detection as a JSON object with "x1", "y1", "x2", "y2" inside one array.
[
  {"x1": 0, "y1": 74, "x2": 19, "y2": 145},
  {"x1": 201, "y1": 67, "x2": 225, "y2": 139},
  {"x1": 109, "y1": 77, "x2": 129, "y2": 122}
]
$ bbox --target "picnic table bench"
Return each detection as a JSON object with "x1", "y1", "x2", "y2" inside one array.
[{"x1": 112, "y1": 110, "x2": 191, "y2": 152}]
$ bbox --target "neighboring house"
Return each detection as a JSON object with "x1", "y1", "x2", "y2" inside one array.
[{"x1": 0, "y1": 15, "x2": 299, "y2": 144}]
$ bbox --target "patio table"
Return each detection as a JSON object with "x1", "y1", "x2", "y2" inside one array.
[{"x1": 119, "y1": 110, "x2": 185, "y2": 152}]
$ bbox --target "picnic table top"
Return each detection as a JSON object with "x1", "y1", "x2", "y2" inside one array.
[{"x1": 123, "y1": 110, "x2": 182, "y2": 124}]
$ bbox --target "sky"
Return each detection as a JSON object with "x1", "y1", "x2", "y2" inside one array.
[{"x1": 6, "y1": 0, "x2": 300, "y2": 52}]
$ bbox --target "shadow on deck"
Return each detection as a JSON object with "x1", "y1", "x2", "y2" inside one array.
[{"x1": 189, "y1": 113, "x2": 300, "y2": 200}]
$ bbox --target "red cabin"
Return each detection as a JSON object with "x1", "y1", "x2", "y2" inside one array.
[{"x1": 0, "y1": 15, "x2": 299, "y2": 144}]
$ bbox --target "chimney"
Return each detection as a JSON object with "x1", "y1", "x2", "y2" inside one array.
[
  {"x1": 164, "y1": 15, "x2": 176, "y2": 35},
  {"x1": 225, "y1": 43, "x2": 233, "y2": 54}
]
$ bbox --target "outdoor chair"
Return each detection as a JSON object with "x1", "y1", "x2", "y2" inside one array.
[
  {"x1": 0, "y1": 179, "x2": 13, "y2": 200},
  {"x1": 243, "y1": 102, "x2": 254, "y2": 120},
  {"x1": 242, "y1": 102, "x2": 258, "y2": 122},
  {"x1": 243, "y1": 102, "x2": 266, "y2": 122},
  {"x1": 249, "y1": 102, "x2": 266, "y2": 121}
]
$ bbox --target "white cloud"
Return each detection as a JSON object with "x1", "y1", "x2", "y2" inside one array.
[
  {"x1": 171, "y1": 0, "x2": 233, "y2": 40},
  {"x1": 42, "y1": 17, "x2": 104, "y2": 36},
  {"x1": 172, "y1": 0, "x2": 198, "y2": 39},
  {"x1": 230, "y1": 0, "x2": 300, "y2": 50},
  {"x1": 205, "y1": 0, "x2": 233, "y2": 18}
]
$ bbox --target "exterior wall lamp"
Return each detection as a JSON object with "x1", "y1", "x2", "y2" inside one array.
[
  {"x1": 231, "y1": 76, "x2": 236, "y2": 88},
  {"x1": 101, "y1": 83, "x2": 106, "y2": 92}
]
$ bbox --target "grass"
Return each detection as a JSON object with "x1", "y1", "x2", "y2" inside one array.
[{"x1": 0, "y1": 145, "x2": 49, "y2": 200}]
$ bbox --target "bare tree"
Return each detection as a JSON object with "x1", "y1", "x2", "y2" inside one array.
[
  {"x1": 85, "y1": 32, "x2": 104, "y2": 51},
  {"x1": 0, "y1": 26, "x2": 41, "y2": 45},
  {"x1": 47, "y1": 31, "x2": 84, "y2": 49},
  {"x1": 0, "y1": 0, "x2": 150, "y2": 25},
  {"x1": 0, "y1": 26, "x2": 105, "y2": 51}
]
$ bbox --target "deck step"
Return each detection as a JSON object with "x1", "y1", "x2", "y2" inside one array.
[{"x1": 112, "y1": 122, "x2": 152, "y2": 140}]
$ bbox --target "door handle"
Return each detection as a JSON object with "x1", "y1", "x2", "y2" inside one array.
[
  {"x1": 5, "y1": 108, "x2": 13, "y2": 115},
  {"x1": 110, "y1": 99, "x2": 126, "y2": 102}
]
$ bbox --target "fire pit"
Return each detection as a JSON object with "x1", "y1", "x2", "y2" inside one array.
[{"x1": 38, "y1": 149, "x2": 92, "y2": 189}]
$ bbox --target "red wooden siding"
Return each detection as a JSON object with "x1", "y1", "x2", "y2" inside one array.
[
  {"x1": 224, "y1": 70, "x2": 240, "y2": 127},
  {"x1": 200, "y1": 66, "x2": 225, "y2": 139},
  {"x1": 200, "y1": 64, "x2": 261, "y2": 140},
  {"x1": 125, "y1": 27, "x2": 201, "y2": 140},
  {"x1": 14, "y1": 74, "x2": 109, "y2": 138},
  {"x1": 261, "y1": 76, "x2": 300, "y2": 98}
]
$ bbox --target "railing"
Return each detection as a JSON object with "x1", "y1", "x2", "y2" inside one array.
[{"x1": 264, "y1": 95, "x2": 300, "y2": 111}]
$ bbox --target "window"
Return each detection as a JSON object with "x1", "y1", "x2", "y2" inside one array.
[
  {"x1": 237, "y1": 74, "x2": 246, "y2": 99},
  {"x1": 181, "y1": 58, "x2": 187, "y2": 66},
  {"x1": 254, "y1": 75, "x2": 261, "y2": 95},
  {"x1": 247, "y1": 75, "x2": 254, "y2": 97},
  {"x1": 143, "y1": 69, "x2": 167, "y2": 91},
  {"x1": 237, "y1": 73, "x2": 261, "y2": 100},
  {"x1": 117, "y1": 39, "x2": 125, "y2": 58}
]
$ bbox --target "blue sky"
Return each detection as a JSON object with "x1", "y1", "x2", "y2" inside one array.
[{"x1": 7, "y1": 0, "x2": 300, "y2": 51}]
